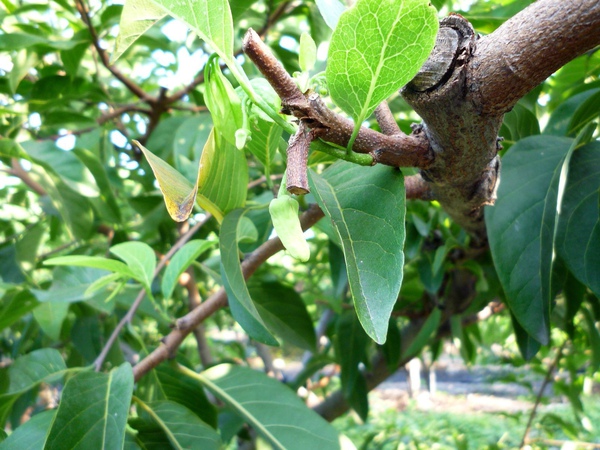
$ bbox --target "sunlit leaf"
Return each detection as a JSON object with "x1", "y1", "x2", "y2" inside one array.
[
  {"x1": 134, "y1": 139, "x2": 199, "y2": 222},
  {"x1": 112, "y1": 0, "x2": 166, "y2": 63},
  {"x1": 149, "y1": 0, "x2": 233, "y2": 62},
  {"x1": 110, "y1": 241, "x2": 157, "y2": 290},
  {"x1": 326, "y1": 0, "x2": 438, "y2": 145}
]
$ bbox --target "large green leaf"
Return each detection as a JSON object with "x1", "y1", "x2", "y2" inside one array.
[
  {"x1": 135, "y1": 140, "x2": 199, "y2": 222},
  {"x1": 0, "y1": 410, "x2": 55, "y2": 450},
  {"x1": 191, "y1": 364, "x2": 340, "y2": 450},
  {"x1": 149, "y1": 0, "x2": 233, "y2": 62},
  {"x1": 196, "y1": 129, "x2": 248, "y2": 222},
  {"x1": 248, "y1": 281, "x2": 317, "y2": 351},
  {"x1": 0, "y1": 349, "x2": 67, "y2": 425},
  {"x1": 309, "y1": 162, "x2": 406, "y2": 344},
  {"x1": 326, "y1": 0, "x2": 438, "y2": 145},
  {"x1": 486, "y1": 136, "x2": 573, "y2": 344},
  {"x1": 556, "y1": 141, "x2": 600, "y2": 297},
  {"x1": 131, "y1": 399, "x2": 221, "y2": 450},
  {"x1": 161, "y1": 240, "x2": 215, "y2": 300},
  {"x1": 0, "y1": 290, "x2": 38, "y2": 331},
  {"x1": 139, "y1": 363, "x2": 217, "y2": 428},
  {"x1": 112, "y1": 0, "x2": 166, "y2": 63},
  {"x1": 220, "y1": 209, "x2": 278, "y2": 346},
  {"x1": 45, "y1": 363, "x2": 134, "y2": 450},
  {"x1": 33, "y1": 301, "x2": 69, "y2": 341}
]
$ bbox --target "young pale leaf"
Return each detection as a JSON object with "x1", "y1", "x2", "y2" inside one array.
[
  {"x1": 111, "y1": 0, "x2": 166, "y2": 63},
  {"x1": 299, "y1": 32, "x2": 317, "y2": 72},
  {"x1": 149, "y1": 0, "x2": 233, "y2": 62},
  {"x1": 161, "y1": 240, "x2": 215, "y2": 300},
  {"x1": 190, "y1": 364, "x2": 340, "y2": 450},
  {"x1": 326, "y1": 0, "x2": 438, "y2": 139},
  {"x1": 132, "y1": 399, "x2": 221, "y2": 450},
  {"x1": 110, "y1": 241, "x2": 157, "y2": 290},
  {"x1": 486, "y1": 136, "x2": 573, "y2": 345},
  {"x1": 45, "y1": 363, "x2": 134, "y2": 450},
  {"x1": 556, "y1": 141, "x2": 600, "y2": 297},
  {"x1": 220, "y1": 209, "x2": 278, "y2": 346},
  {"x1": 309, "y1": 162, "x2": 406, "y2": 344},
  {"x1": 315, "y1": 0, "x2": 346, "y2": 30},
  {"x1": 204, "y1": 55, "x2": 244, "y2": 147},
  {"x1": 134, "y1": 140, "x2": 198, "y2": 222},
  {"x1": 269, "y1": 195, "x2": 310, "y2": 261}
]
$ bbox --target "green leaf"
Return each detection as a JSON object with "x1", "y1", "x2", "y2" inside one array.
[
  {"x1": 486, "y1": 136, "x2": 574, "y2": 344},
  {"x1": 45, "y1": 255, "x2": 136, "y2": 280},
  {"x1": 132, "y1": 399, "x2": 221, "y2": 450},
  {"x1": 45, "y1": 363, "x2": 134, "y2": 450},
  {"x1": 299, "y1": 32, "x2": 317, "y2": 72},
  {"x1": 315, "y1": 0, "x2": 346, "y2": 30},
  {"x1": 556, "y1": 141, "x2": 600, "y2": 297},
  {"x1": 499, "y1": 103, "x2": 540, "y2": 149},
  {"x1": 220, "y1": 209, "x2": 278, "y2": 346},
  {"x1": 335, "y1": 311, "x2": 368, "y2": 400},
  {"x1": 269, "y1": 194, "x2": 310, "y2": 261},
  {"x1": 246, "y1": 117, "x2": 281, "y2": 176},
  {"x1": 326, "y1": 0, "x2": 438, "y2": 146},
  {"x1": 161, "y1": 240, "x2": 215, "y2": 300},
  {"x1": 139, "y1": 363, "x2": 217, "y2": 428},
  {"x1": 23, "y1": 140, "x2": 99, "y2": 197},
  {"x1": 204, "y1": 54, "x2": 243, "y2": 147},
  {"x1": 566, "y1": 90, "x2": 600, "y2": 137},
  {"x1": 0, "y1": 410, "x2": 55, "y2": 450},
  {"x1": 33, "y1": 301, "x2": 69, "y2": 340},
  {"x1": 544, "y1": 89, "x2": 600, "y2": 136},
  {"x1": 4, "y1": 349, "x2": 67, "y2": 395},
  {"x1": 381, "y1": 318, "x2": 401, "y2": 372},
  {"x1": 309, "y1": 162, "x2": 406, "y2": 344},
  {"x1": 192, "y1": 364, "x2": 340, "y2": 450},
  {"x1": 248, "y1": 281, "x2": 317, "y2": 351},
  {"x1": 134, "y1": 139, "x2": 199, "y2": 222},
  {"x1": 402, "y1": 307, "x2": 441, "y2": 359},
  {"x1": 196, "y1": 129, "x2": 248, "y2": 222},
  {"x1": 0, "y1": 290, "x2": 38, "y2": 331},
  {"x1": 0, "y1": 349, "x2": 67, "y2": 424},
  {"x1": 149, "y1": 0, "x2": 233, "y2": 62},
  {"x1": 582, "y1": 306, "x2": 600, "y2": 371},
  {"x1": 112, "y1": 0, "x2": 166, "y2": 63},
  {"x1": 510, "y1": 311, "x2": 541, "y2": 361},
  {"x1": 110, "y1": 241, "x2": 157, "y2": 290},
  {"x1": 173, "y1": 114, "x2": 213, "y2": 181}
]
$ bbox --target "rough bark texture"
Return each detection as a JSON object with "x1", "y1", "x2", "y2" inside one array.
[{"x1": 402, "y1": 1, "x2": 600, "y2": 242}]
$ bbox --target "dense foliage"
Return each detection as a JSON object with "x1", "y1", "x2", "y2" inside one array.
[{"x1": 0, "y1": 0, "x2": 599, "y2": 448}]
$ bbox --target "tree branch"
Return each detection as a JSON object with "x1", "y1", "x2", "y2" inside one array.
[
  {"x1": 471, "y1": 0, "x2": 600, "y2": 115},
  {"x1": 242, "y1": 28, "x2": 433, "y2": 169}
]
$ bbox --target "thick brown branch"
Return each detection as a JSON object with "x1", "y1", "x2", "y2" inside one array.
[
  {"x1": 242, "y1": 29, "x2": 433, "y2": 169},
  {"x1": 471, "y1": 0, "x2": 600, "y2": 115},
  {"x1": 132, "y1": 204, "x2": 325, "y2": 381}
]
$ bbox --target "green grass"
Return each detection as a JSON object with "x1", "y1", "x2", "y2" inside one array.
[{"x1": 333, "y1": 395, "x2": 600, "y2": 449}]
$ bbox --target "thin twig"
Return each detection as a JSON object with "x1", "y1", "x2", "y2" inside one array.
[
  {"x1": 93, "y1": 214, "x2": 212, "y2": 371},
  {"x1": 521, "y1": 340, "x2": 567, "y2": 448},
  {"x1": 374, "y1": 102, "x2": 405, "y2": 137},
  {"x1": 75, "y1": 0, "x2": 152, "y2": 102}
]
